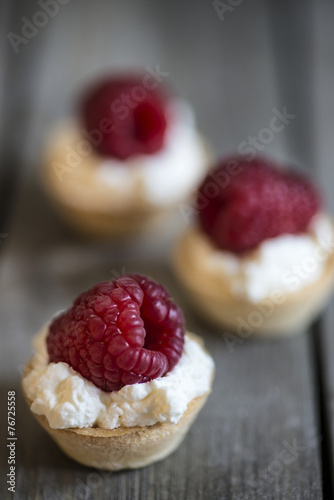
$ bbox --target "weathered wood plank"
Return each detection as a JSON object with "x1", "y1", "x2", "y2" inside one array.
[
  {"x1": 267, "y1": 1, "x2": 334, "y2": 496},
  {"x1": 313, "y1": 0, "x2": 334, "y2": 489},
  {"x1": 0, "y1": 0, "x2": 324, "y2": 498}
]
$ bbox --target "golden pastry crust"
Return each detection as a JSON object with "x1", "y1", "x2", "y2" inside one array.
[
  {"x1": 43, "y1": 196, "x2": 173, "y2": 239},
  {"x1": 24, "y1": 392, "x2": 208, "y2": 470}
]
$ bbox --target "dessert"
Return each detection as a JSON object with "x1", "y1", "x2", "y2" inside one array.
[
  {"x1": 22, "y1": 275, "x2": 214, "y2": 469},
  {"x1": 41, "y1": 73, "x2": 210, "y2": 238},
  {"x1": 173, "y1": 157, "x2": 334, "y2": 336}
]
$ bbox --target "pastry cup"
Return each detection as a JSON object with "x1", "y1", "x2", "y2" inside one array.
[
  {"x1": 41, "y1": 126, "x2": 211, "y2": 239},
  {"x1": 173, "y1": 229, "x2": 334, "y2": 337},
  {"x1": 43, "y1": 194, "x2": 173, "y2": 239},
  {"x1": 22, "y1": 333, "x2": 213, "y2": 470},
  {"x1": 24, "y1": 392, "x2": 208, "y2": 470}
]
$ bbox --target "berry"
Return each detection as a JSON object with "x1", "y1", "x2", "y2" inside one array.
[
  {"x1": 197, "y1": 157, "x2": 321, "y2": 253},
  {"x1": 47, "y1": 275, "x2": 185, "y2": 392},
  {"x1": 82, "y1": 76, "x2": 168, "y2": 159}
]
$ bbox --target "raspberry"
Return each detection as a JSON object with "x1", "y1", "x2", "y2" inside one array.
[
  {"x1": 198, "y1": 157, "x2": 321, "y2": 253},
  {"x1": 47, "y1": 275, "x2": 185, "y2": 392},
  {"x1": 82, "y1": 76, "x2": 168, "y2": 159}
]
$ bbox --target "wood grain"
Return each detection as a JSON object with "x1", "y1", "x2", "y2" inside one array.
[{"x1": 313, "y1": 0, "x2": 334, "y2": 490}]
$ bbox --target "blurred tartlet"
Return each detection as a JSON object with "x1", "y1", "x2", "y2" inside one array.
[
  {"x1": 41, "y1": 74, "x2": 210, "y2": 238},
  {"x1": 22, "y1": 274, "x2": 214, "y2": 470},
  {"x1": 173, "y1": 157, "x2": 334, "y2": 336}
]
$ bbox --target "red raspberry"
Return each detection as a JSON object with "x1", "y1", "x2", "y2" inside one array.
[
  {"x1": 82, "y1": 76, "x2": 168, "y2": 159},
  {"x1": 198, "y1": 157, "x2": 321, "y2": 253},
  {"x1": 47, "y1": 275, "x2": 185, "y2": 392}
]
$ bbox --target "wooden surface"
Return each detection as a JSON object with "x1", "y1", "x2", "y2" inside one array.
[
  {"x1": 0, "y1": 0, "x2": 333, "y2": 498},
  {"x1": 314, "y1": 0, "x2": 334, "y2": 495}
]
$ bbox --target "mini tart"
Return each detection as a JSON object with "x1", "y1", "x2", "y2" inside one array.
[
  {"x1": 41, "y1": 124, "x2": 211, "y2": 239},
  {"x1": 173, "y1": 228, "x2": 334, "y2": 337},
  {"x1": 22, "y1": 333, "x2": 214, "y2": 470}
]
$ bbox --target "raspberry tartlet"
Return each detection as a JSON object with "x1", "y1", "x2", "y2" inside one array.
[
  {"x1": 173, "y1": 157, "x2": 334, "y2": 336},
  {"x1": 42, "y1": 73, "x2": 210, "y2": 238},
  {"x1": 22, "y1": 275, "x2": 214, "y2": 469}
]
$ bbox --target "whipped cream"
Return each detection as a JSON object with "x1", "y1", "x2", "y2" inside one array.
[
  {"x1": 194, "y1": 213, "x2": 334, "y2": 303},
  {"x1": 97, "y1": 100, "x2": 207, "y2": 205},
  {"x1": 23, "y1": 327, "x2": 214, "y2": 430}
]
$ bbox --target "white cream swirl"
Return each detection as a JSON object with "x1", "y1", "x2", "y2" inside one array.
[
  {"x1": 181, "y1": 213, "x2": 334, "y2": 303},
  {"x1": 23, "y1": 327, "x2": 214, "y2": 430}
]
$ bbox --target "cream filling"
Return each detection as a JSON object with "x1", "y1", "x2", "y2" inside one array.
[{"x1": 23, "y1": 327, "x2": 214, "y2": 430}]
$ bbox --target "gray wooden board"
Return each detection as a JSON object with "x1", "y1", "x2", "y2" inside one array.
[
  {"x1": 0, "y1": 0, "x2": 329, "y2": 498},
  {"x1": 313, "y1": 0, "x2": 334, "y2": 485}
]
